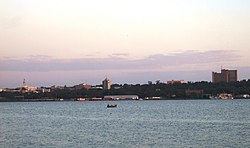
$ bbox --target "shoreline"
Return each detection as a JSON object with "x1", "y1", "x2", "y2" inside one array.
[{"x1": 0, "y1": 98, "x2": 248, "y2": 102}]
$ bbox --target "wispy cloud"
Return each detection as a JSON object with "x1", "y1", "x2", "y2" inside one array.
[
  {"x1": 0, "y1": 50, "x2": 240, "y2": 72},
  {"x1": 111, "y1": 53, "x2": 130, "y2": 57}
]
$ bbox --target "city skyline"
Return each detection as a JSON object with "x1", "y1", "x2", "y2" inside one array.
[
  {"x1": 1, "y1": 69, "x2": 249, "y2": 89},
  {"x1": 1, "y1": 0, "x2": 250, "y2": 87}
]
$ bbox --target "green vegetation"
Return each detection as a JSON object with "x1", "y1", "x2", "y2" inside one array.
[{"x1": 1, "y1": 80, "x2": 250, "y2": 101}]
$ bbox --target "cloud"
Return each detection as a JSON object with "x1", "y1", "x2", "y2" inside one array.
[
  {"x1": 0, "y1": 50, "x2": 240, "y2": 72},
  {"x1": 27, "y1": 55, "x2": 52, "y2": 59},
  {"x1": 111, "y1": 53, "x2": 130, "y2": 57}
]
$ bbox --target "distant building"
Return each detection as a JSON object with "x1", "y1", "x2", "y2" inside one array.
[
  {"x1": 74, "y1": 83, "x2": 92, "y2": 90},
  {"x1": 21, "y1": 86, "x2": 38, "y2": 93},
  {"x1": 90, "y1": 85, "x2": 103, "y2": 90},
  {"x1": 2, "y1": 88, "x2": 20, "y2": 93},
  {"x1": 102, "y1": 78, "x2": 111, "y2": 90},
  {"x1": 212, "y1": 69, "x2": 238, "y2": 83},
  {"x1": 104, "y1": 95, "x2": 139, "y2": 100},
  {"x1": 38, "y1": 87, "x2": 51, "y2": 93},
  {"x1": 21, "y1": 79, "x2": 38, "y2": 93},
  {"x1": 167, "y1": 80, "x2": 185, "y2": 84}
]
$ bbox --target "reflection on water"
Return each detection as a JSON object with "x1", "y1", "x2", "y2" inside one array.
[{"x1": 0, "y1": 100, "x2": 250, "y2": 147}]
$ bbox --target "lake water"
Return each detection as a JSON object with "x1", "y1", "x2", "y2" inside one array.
[{"x1": 0, "y1": 100, "x2": 250, "y2": 147}]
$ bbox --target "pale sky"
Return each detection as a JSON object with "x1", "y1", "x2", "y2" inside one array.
[{"x1": 0, "y1": 0, "x2": 250, "y2": 87}]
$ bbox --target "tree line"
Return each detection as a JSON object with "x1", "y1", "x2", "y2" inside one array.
[{"x1": 1, "y1": 79, "x2": 250, "y2": 101}]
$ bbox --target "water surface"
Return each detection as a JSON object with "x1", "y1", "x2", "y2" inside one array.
[{"x1": 0, "y1": 100, "x2": 250, "y2": 147}]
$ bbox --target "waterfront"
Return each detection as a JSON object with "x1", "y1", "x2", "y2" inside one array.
[{"x1": 0, "y1": 100, "x2": 250, "y2": 147}]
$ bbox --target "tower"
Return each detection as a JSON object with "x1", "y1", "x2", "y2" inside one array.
[
  {"x1": 102, "y1": 78, "x2": 111, "y2": 90},
  {"x1": 23, "y1": 79, "x2": 27, "y2": 86}
]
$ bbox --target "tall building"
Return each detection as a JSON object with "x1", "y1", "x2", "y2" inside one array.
[
  {"x1": 212, "y1": 69, "x2": 237, "y2": 83},
  {"x1": 102, "y1": 78, "x2": 111, "y2": 90}
]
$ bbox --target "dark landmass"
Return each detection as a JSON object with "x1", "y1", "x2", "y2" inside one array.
[{"x1": 1, "y1": 80, "x2": 250, "y2": 102}]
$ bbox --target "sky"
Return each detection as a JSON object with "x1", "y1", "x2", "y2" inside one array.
[{"x1": 0, "y1": 0, "x2": 250, "y2": 87}]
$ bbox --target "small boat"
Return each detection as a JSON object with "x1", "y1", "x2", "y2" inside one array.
[{"x1": 107, "y1": 104, "x2": 117, "y2": 108}]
